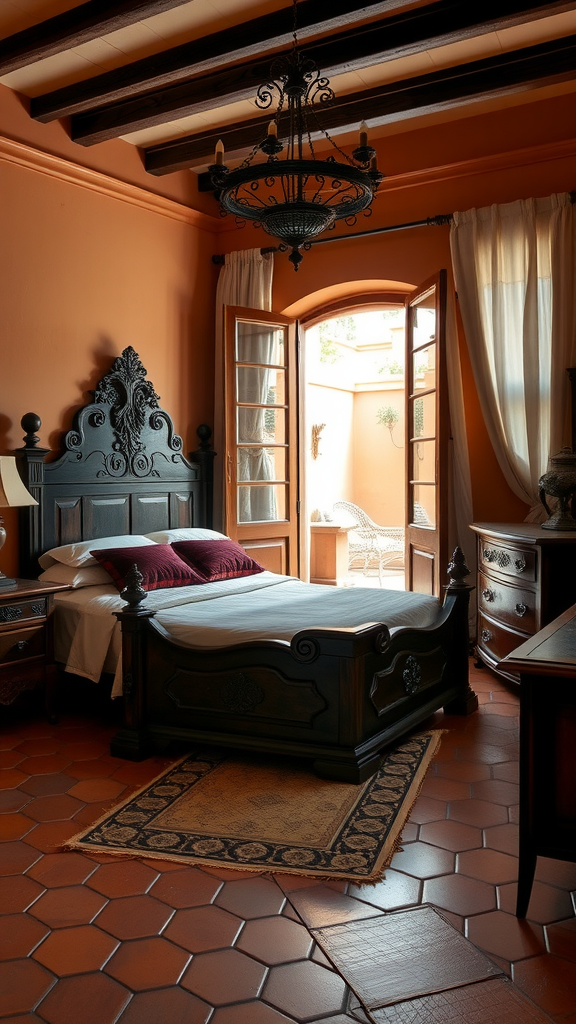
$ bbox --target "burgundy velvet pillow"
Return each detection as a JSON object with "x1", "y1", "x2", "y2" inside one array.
[
  {"x1": 91, "y1": 543, "x2": 204, "y2": 592},
  {"x1": 172, "y1": 539, "x2": 264, "y2": 582}
]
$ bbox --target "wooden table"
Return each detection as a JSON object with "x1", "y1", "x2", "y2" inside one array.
[
  {"x1": 310, "y1": 523, "x2": 351, "y2": 586},
  {"x1": 500, "y1": 603, "x2": 576, "y2": 917}
]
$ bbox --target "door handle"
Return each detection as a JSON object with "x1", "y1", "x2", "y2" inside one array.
[{"x1": 227, "y1": 453, "x2": 232, "y2": 483}]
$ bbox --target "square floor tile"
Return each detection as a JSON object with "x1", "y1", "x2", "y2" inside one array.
[
  {"x1": 370, "y1": 977, "x2": 554, "y2": 1022},
  {"x1": 314, "y1": 905, "x2": 502, "y2": 1009}
]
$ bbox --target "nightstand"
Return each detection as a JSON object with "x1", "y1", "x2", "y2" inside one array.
[
  {"x1": 470, "y1": 523, "x2": 576, "y2": 684},
  {"x1": 0, "y1": 579, "x2": 69, "y2": 721}
]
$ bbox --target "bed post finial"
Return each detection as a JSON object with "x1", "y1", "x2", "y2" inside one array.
[
  {"x1": 446, "y1": 546, "x2": 471, "y2": 590},
  {"x1": 120, "y1": 565, "x2": 147, "y2": 610},
  {"x1": 191, "y1": 424, "x2": 216, "y2": 528},
  {"x1": 21, "y1": 413, "x2": 42, "y2": 449}
]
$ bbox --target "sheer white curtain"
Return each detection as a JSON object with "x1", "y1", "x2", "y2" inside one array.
[
  {"x1": 450, "y1": 194, "x2": 576, "y2": 514},
  {"x1": 213, "y1": 248, "x2": 274, "y2": 531}
]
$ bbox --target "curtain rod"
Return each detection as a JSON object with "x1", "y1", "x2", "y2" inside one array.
[
  {"x1": 211, "y1": 213, "x2": 453, "y2": 264},
  {"x1": 211, "y1": 193, "x2": 576, "y2": 264}
]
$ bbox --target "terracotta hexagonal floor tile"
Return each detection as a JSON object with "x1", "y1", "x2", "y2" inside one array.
[
  {"x1": 87, "y1": 859, "x2": 159, "y2": 897},
  {"x1": 389, "y1": 841, "x2": 455, "y2": 879},
  {"x1": 0, "y1": 873, "x2": 44, "y2": 913},
  {"x1": 457, "y1": 848, "x2": 518, "y2": 885},
  {"x1": 19, "y1": 774, "x2": 75, "y2": 797},
  {"x1": 0, "y1": 840, "x2": 41, "y2": 875},
  {"x1": 471, "y1": 779, "x2": 520, "y2": 805},
  {"x1": 151, "y1": 867, "x2": 223, "y2": 908},
  {"x1": 105, "y1": 936, "x2": 190, "y2": 991},
  {"x1": 25, "y1": 794, "x2": 82, "y2": 823},
  {"x1": 95, "y1": 894, "x2": 174, "y2": 940},
  {"x1": 420, "y1": 776, "x2": 472, "y2": 802},
  {"x1": 27, "y1": 851, "x2": 97, "y2": 888},
  {"x1": 181, "y1": 948, "x2": 267, "y2": 1005},
  {"x1": 117, "y1": 986, "x2": 212, "y2": 1024},
  {"x1": 237, "y1": 914, "x2": 313, "y2": 964},
  {"x1": 0, "y1": 749, "x2": 25, "y2": 768},
  {"x1": 456, "y1": 743, "x2": 516, "y2": 765},
  {"x1": 33, "y1": 924, "x2": 118, "y2": 975},
  {"x1": 58, "y1": 740, "x2": 110, "y2": 761},
  {"x1": 0, "y1": 812, "x2": 35, "y2": 841},
  {"x1": 0, "y1": 958, "x2": 55, "y2": 1017},
  {"x1": 24, "y1": 820, "x2": 80, "y2": 853},
  {"x1": 349, "y1": 870, "x2": 422, "y2": 911},
  {"x1": 483, "y1": 822, "x2": 519, "y2": 856},
  {"x1": 164, "y1": 904, "x2": 242, "y2": 953},
  {"x1": 535, "y1": 857, "x2": 576, "y2": 890},
  {"x1": 545, "y1": 917, "x2": 576, "y2": 962},
  {"x1": 67, "y1": 778, "x2": 126, "y2": 803},
  {"x1": 512, "y1": 953, "x2": 576, "y2": 1017},
  {"x1": 423, "y1": 873, "x2": 496, "y2": 916},
  {"x1": 66, "y1": 757, "x2": 120, "y2": 780},
  {"x1": 498, "y1": 880, "x2": 574, "y2": 924},
  {"x1": 418, "y1": 819, "x2": 483, "y2": 853},
  {"x1": 407, "y1": 795, "x2": 447, "y2": 825},
  {"x1": 215, "y1": 877, "x2": 286, "y2": 919},
  {"x1": 466, "y1": 910, "x2": 545, "y2": 961},
  {"x1": 0, "y1": 914, "x2": 48, "y2": 959},
  {"x1": 37, "y1": 971, "x2": 131, "y2": 1024},
  {"x1": 263, "y1": 960, "x2": 347, "y2": 1022},
  {"x1": 16, "y1": 738, "x2": 60, "y2": 757},
  {"x1": 288, "y1": 886, "x2": 383, "y2": 929},
  {"x1": 434, "y1": 760, "x2": 492, "y2": 782},
  {"x1": 491, "y1": 760, "x2": 520, "y2": 783},
  {"x1": 0, "y1": 768, "x2": 29, "y2": 790},
  {"x1": 29, "y1": 884, "x2": 107, "y2": 927},
  {"x1": 17, "y1": 755, "x2": 72, "y2": 776},
  {"x1": 447, "y1": 798, "x2": 508, "y2": 828},
  {"x1": 211, "y1": 1003, "x2": 295, "y2": 1023},
  {"x1": 0, "y1": 788, "x2": 31, "y2": 812}
]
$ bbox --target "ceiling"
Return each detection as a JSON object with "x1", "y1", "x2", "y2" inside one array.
[{"x1": 1, "y1": 0, "x2": 576, "y2": 183}]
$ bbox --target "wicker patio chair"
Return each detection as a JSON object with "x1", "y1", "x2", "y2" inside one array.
[{"x1": 332, "y1": 500, "x2": 405, "y2": 585}]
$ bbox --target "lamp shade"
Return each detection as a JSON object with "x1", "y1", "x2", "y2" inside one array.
[{"x1": 0, "y1": 457, "x2": 38, "y2": 508}]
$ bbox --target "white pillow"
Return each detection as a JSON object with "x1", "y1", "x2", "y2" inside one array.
[
  {"x1": 38, "y1": 534, "x2": 156, "y2": 570},
  {"x1": 38, "y1": 563, "x2": 114, "y2": 588},
  {"x1": 144, "y1": 528, "x2": 228, "y2": 543}
]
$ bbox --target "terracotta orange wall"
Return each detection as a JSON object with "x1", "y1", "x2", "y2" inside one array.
[
  {"x1": 1, "y1": 123, "x2": 220, "y2": 578},
  {"x1": 353, "y1": 388, "x2": 405, "y2": 525}
]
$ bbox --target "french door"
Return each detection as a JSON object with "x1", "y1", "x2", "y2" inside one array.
[
  {"x1": 223, "y1": 306, "x2": 299, "y2": 576},
  {"x1": 405, "y1": 271, "x2": 449, "y2": 596}
]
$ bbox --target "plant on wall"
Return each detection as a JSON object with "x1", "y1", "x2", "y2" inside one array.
[{"x1": 376, "y1": 405, "x2": 402, "y2": 448}]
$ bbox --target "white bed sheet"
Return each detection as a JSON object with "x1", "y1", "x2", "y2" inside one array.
[{"x1": 53, "y1": 572, "x2": 439, "y2": 698}]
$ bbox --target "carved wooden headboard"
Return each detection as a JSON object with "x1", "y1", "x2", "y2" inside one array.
[{"x1": 15, "y1": 347, "x2": 215, "y2": 578}]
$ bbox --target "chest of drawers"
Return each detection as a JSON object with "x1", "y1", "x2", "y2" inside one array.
[
  {"x1": 0, "y1": 579, "x2": 69, "y2": 718},
  {"x1": 470, "y1": 523, "x2": 576, "y2": 684}
]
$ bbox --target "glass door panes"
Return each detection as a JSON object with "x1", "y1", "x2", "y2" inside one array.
[
  {"x1": 235, "y1": 320, "x2": 289, "y2": 524},
  {"x1": 408, "y1": 287, "x2": 437, "y2": 528}
]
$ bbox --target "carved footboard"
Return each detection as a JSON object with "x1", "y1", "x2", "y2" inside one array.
[{"x1": 111, "y1": 550, "x2": 476, "y2": 783}]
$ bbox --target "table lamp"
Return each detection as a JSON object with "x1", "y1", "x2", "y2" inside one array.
[{"x1": 0, "y1": 456, "x2": 38, "y2": 589}]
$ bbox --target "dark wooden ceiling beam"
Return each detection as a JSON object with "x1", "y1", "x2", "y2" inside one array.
[
  {"x1": 142, "y1": 34, "x2": 576, "y2": 176},
  {"x1": 0, "y1": 0, "x2": 192, "y2": 76},
  {"x1": 30, "y1": 0, "x2": 414, "y2": 123},
  {"x1": 33, "y1": 0, "x2": 573, "y2": 129}
]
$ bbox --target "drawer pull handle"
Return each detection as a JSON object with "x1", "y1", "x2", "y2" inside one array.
[
  {"x1": 15, "y1": 640, "x2": 28, "y2": 652},
  {"x1": 515, "y1": 603, "x2": 528, "y2": 617},
  {"x1": 483, "y1": 547, "x2": 510, "y2": 568},
  {"x1": 482, "y1": 588, "x2": 495, "y2": 602},
  {"x1": 0, "y1": 606, "x2": 23, "y2": 623},
  {"x1": 514, "y1": 558, "x2": 527, "y2": 573},
  {"x1": 481, "y1": 628, "x2": 492, "y2": 643}
]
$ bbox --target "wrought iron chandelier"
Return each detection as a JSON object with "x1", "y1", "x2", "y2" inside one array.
[{"x1": 209, "y1": 0, "x2": 384, "y2": 271}]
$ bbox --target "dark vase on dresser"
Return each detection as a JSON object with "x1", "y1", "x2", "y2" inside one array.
[{"x1": 470, "y1": 523, "x2": 576, "y2": 684}]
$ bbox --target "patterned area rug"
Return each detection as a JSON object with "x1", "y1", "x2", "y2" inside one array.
[{"x1": 66, "y1": 732, "x2": 441, "y2": 881}]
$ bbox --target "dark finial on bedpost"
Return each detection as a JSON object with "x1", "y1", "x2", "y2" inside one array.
[
  {"x1": 446, "y1": 546, "x2": 471, "y2": 590},
  {"x1": 120, "y1": 565, "x2": 147, "y2": 609},
  {"x1": 21, "y1": 413, "x2": 42, "y2": 449}
]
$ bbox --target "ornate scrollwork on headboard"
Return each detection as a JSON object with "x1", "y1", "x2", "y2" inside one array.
[{"x1": 57, "y1": 346, "x2": 187, "y2": 480}]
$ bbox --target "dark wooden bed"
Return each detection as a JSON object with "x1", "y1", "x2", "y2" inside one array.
[{"x1": 16, "y1": 347, "x2": 477, "y2": 783}]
